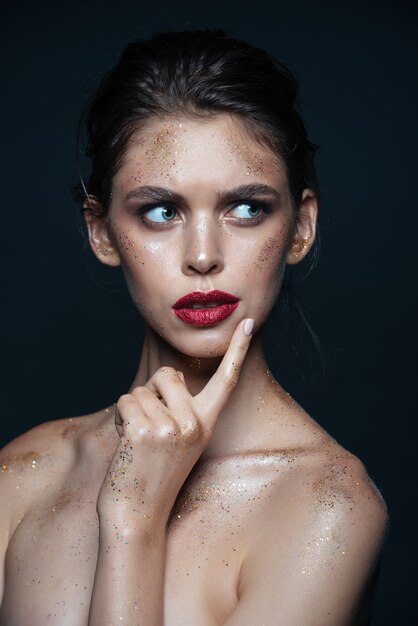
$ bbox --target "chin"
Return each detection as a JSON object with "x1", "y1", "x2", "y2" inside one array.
[
  {"x1": 165, "y1": 326, "x2": 234, "y2": 360},
  {"x1": 177, "y1": 336, "x2": 231, "y2": 360}
]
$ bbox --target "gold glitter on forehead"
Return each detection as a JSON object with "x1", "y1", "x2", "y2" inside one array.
[
  {"x1": 127, "y1": 164, "x2": 144, "y2": 185},
  {"x1": 207, "y1": 118, "x2": 282, "y2": 178},
  {"x1": 143, "y1": 121, "x2": 186, "y2": 180}
]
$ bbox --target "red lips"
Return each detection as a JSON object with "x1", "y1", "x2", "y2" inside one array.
[
  {"x1": 172, "y1": 290, "x2": 240, "y2": 327},
  {"x1": 173, "y1": 290, "x2": 239, "y2": 309}
]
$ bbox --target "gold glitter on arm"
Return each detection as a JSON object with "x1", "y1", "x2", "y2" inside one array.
[
  {"x1": 61, "y1": 423, "x2": 81, "y2": 439},
  {"x1": 311, "y1": 467, "x2": 354, "y2": 511},
  {"x1": 0, "y1": 451, "x2": 44, "y2": 474}
]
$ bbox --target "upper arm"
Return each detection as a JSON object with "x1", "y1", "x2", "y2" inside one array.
[
  {"x1": 224, "y1": 456, "x2": 388, "y2": 626},
  {"x1": 0, "y1": 473, "x2": 11, "y2": 605},
  {"x1": 0, "y1": 420, "x2": 64, "y2": 606},
  {"x1": 0, "y1": 442, "x2": 22, "y2": 605}
]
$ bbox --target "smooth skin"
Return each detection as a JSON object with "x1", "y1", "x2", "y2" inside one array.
[{"x1": 0, "y1": 114, "x2": 388, "y2": 625}]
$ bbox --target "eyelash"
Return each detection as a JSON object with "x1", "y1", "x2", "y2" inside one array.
[{"x1": 137, "y1": 200, "x2": 273, "y2": 228}]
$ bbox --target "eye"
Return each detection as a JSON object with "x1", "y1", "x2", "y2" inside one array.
[
  {"x1": 229, "y1": 202, "x2": 263, "y2": 220},
  {"x1": 142, "y1": 204, "x2": 177, "y2": 223}
]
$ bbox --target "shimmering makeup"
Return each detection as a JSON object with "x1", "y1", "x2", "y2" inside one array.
[
  {"x1": 1, "y1": 450, "x2": 43, "y2": 473},
  {"x1": 106, "y1": 113, "x2": 296, "y2": 370},
  {"x1": 254, "y1": 235, "x2": 283, "y2": 271},
  {"x1": 167, "y1": 449, "x2": 306, "y2": 531},
  {"x1": 62, "y1": 422, "x2": 81, "y2": 439},
  {"x1": 218, "y1": 131, "x2": 281, "y2": 179},
  {"x1": 311, "y1": 465, "x2": 355, "y2": 511},
  {"x1": 143, "y1": 121, "x2": 187, "y2": 180}
]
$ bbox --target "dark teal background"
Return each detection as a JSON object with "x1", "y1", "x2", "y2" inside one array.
[{"x1": 1, "y1": 0, "x2": 417, "y2": 623}]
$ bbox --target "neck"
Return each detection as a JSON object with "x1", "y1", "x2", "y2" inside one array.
[{"x1": 127, "y1": 325, "x2": 291, "y2": 462}]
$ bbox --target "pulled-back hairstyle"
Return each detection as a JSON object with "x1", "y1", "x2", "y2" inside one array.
[
  {"x1": 73, "y1": 29, "x2": 325, "y2": 376},
  {"x1": 72, "y1": 28, "x2": 319, "y2": 220}
]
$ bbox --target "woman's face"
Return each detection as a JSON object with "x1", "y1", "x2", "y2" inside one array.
[{"x1": 86, "y1": 113, "x2": 316, "y2": 358}]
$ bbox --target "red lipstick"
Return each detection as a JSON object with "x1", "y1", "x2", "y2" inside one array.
[{"x1": 172, "y1": 290, "x2": 240, "y2": 326}]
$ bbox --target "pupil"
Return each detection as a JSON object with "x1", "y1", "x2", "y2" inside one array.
[{"x1": 164, "y1": 207, "x2": 174, "y2": 220}]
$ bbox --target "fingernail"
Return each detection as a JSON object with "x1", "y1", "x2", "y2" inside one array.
[{"x1": 243, "y1": 318, "x2": 254, "y2": 336}]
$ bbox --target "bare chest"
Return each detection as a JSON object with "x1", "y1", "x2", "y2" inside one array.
[{"x1": 1, "y1": 479, "x2": 252, "y2": 626}]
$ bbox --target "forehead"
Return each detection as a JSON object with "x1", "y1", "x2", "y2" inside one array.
[{"x1": 115, "y1": 114, "x2": 287, "y2": 190}]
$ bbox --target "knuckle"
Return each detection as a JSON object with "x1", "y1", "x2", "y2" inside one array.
[
  {"x1": 157, "y1": 424, "x2": 177, "y2": 440},
  {"x1": 132, "y1": 386, "x2": 156, "y2": 404},
  {"x1": 131, "y1": 385, "x2": 147, "y2": 396},
  {"x1": 117, "y1": 394, "x2": 133, "y2": 410},
  {"x1": 180, "y1": 418, "x2": 202, "y2": 443},
  {"x1": 131, "y1": 423, "x2": 152, "y2": 441}
]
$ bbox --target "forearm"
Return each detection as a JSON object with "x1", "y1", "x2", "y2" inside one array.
[{"x1": 88, "y1": 514, "x2": 166, "y2": 626}]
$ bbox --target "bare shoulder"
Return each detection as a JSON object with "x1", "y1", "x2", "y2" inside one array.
[
  {"x1": 305, "y1": 435, "x2": 384, "y2": 499},
  {"x1": 234, "y1": 442, "x2": 389, "y2": 624},
  {"x1": 301, "y1": 444, "x2": 388, "y2": 537},
  {"x1": 274, "y1": 440, "x2": 387, "y2": 540},
  {"x1": 245, "y1": 438, "x2": 389, "y2": 573},
  {"x1": 0, "y1": 411, "x2": 110, "y2": 604},
  {"x1": 258, "y1": 385, "x2": 389, "y2": 543},
  {"x1": 0, "y1": 412, "x2": 106, "y2": 528},
  {"x1": 1, "y1": 415, "x2": 89, "y2": 471}
]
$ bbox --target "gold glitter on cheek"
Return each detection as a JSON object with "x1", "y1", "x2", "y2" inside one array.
[
  {"x1": 113, "y1": 226, "x2": 140, "y2": 260},
  {"x1": 254, "y1": 236, "x2": 283, "y2": 271}
]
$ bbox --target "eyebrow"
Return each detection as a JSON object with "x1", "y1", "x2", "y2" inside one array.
[{"x1": 124, "y1": 183, "x2": 282, "y2": 204}]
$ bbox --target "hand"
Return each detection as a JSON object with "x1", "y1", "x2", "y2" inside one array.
[{"x1": 96, "y1": 318, "x2": 254, "y2": 526}]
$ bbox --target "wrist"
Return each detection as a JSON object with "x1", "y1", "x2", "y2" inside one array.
[{"x1": 98, "y1": 507, "x2": 168, "y2": 540}]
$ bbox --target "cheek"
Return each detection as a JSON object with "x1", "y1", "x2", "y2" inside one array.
[
  {"x1": 249, "y1": 234, "x2": 289, "y2": 315},
  {"x1": 112, "y1": 226, "x2": 171, "y2": 331},
  {"x1": 122, "y1": 265, "x2": 169, "y2": 339},
  {"x1": 254, "y1": 235, "x2": 284, "y2": 273},
  {"x1": 113, "y1": 225, "x2": 143, "y2": 262}
]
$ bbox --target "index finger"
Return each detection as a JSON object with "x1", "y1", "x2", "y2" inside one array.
[{"x1": 194, "y1": 318, "x2": 254, "y2": 422}]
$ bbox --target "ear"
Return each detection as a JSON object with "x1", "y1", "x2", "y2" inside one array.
[
  {"x1": 286, "y1": 189, "x2": 318, "y2": 265},
  {"x1": 83, "y1": 196, "x2": 121, "y2": 267}
]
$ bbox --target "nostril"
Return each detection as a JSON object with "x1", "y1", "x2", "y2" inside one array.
[
  {"x1": 187, "y1": 262, "x2": 220, "y2": 275},
  {"x1": 182, "y1": 231, "x2": 224, "y2": 275}
]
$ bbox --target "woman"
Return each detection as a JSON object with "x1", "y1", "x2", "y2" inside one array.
[{"x1": 0, "y1": 29, "x2": 388, "y2": 625}]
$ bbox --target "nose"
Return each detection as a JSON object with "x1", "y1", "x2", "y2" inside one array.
[{"x1": 181, "y1": 213, "x2": 224, "y2": 276}]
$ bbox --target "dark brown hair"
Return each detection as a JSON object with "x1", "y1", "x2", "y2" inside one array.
[{"x1": 72, "y1": 28, "x2": 319, "y2": 221}]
